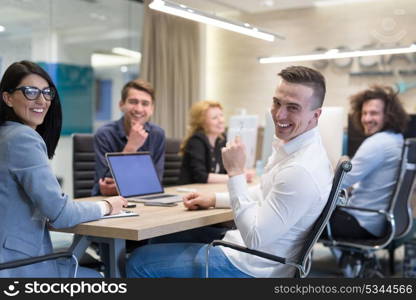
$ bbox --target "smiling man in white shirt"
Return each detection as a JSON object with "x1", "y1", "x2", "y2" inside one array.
[{"x1": 126, "y1": 66, "x2": 333, "y2": 278}]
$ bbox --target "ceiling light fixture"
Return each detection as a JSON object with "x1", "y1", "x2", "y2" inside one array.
[
  {"x1": 259, "y1": 44, "x2": 416, "y2": 64},
  {"x1": 0, "y1": 25, "x2": 5, "y2": 32},
  {"x1": 91, "y1": 51, "x2": 141, "y2": 68},
  {"x1": 148, "y1": 0, "x2": 284, "y2": 42},
  {"x1": 112, "y1": 47, "x2": 142, "y2": 59}
]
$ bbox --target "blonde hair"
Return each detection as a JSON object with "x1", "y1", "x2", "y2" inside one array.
[{"x1": 180, "y1": 100, "x2": 224, "y2": 155}]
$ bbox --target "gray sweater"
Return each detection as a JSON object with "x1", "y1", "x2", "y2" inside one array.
[{"x1": 0, "y1": 121, "x2": 101, "y2": 277}]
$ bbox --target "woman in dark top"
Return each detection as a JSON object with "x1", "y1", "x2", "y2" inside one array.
[
  {"x1": 179, "y1": 100, "x2": 228, "y2": 184},
  {"x1": 179, "y1": 100, "x2": 254, "y2": 184}
]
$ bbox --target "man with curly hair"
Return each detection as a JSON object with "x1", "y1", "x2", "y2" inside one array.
[{"x1": 329, "y1": 85, "x2": 409, "y2": 240}]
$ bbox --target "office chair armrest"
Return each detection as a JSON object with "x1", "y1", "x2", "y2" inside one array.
[
  {"x1": 340, "y1": 206, "x2": 389, "y2": 216},
  {"x1": 0, "y1": 251, "x2": 73, "y2": 271},
  {"x1": 211, "y1": 240, "x2": 286, "y2": 264},
  {"x1": 337, "y1": 189, "x2": 349, "y2": 206}
]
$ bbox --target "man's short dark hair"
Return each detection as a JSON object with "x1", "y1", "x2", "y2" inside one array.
[
  {"x1": 278, "y1": 65, "x2": 326, "y2": 109},
  {"x1": 350, "y1": 85, "x2": 409, "y2": 134},
  {"x1": 121, "y1": 79, "x2": 154, "y2": 103}
]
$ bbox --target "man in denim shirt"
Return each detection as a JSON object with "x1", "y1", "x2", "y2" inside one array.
[
  {"x1": 92, "y1": 79, "x2": 166, "y2": 196},
  {"x1": 330, "y1": 85, "x2": 409, "y2": 239}
]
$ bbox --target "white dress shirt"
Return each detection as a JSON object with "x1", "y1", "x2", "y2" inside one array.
[{"x1": 215, "y1": 127, "x2": 333, "y2": 277}]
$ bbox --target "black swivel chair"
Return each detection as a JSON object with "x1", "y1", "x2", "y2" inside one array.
[
  {"x1": 162, "y1": 138, "x2": 182, "y2": 186},
  {"x1": 73, "y1": 133, "x2": 96, "y2": 198},
  {"x1": 205, "y1": 157, "x2": 352, "y2": 278},
  {"x1": 321, "y1": 138, "x2": 416, "y2": 277},
  {"x1": 386, "y1": 138, "x2": 416, "y2": 274},
  {"x1": 72, "y1": 133, "x2": 104, "y2": 269}
]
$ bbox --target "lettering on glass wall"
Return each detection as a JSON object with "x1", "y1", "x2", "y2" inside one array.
[{"x1": 311, "y1": 43, "x2": 416, "y2": 77}]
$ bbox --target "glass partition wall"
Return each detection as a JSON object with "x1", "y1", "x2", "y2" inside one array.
[
  {"x1": 0, "y1": 0, "x2": 144, "y2": 197},
  {"x1": 0, "y1": 0, "x2": 144, "y2": 132}
]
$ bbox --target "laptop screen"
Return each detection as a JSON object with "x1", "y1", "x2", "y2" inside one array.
[{"x1": 106, "y1": 152, "x2": 164, "y2": 197}]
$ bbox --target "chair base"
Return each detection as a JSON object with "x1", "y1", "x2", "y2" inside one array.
[{"x1": 338, "y1": 250, "x2": 384, "y2": 278}]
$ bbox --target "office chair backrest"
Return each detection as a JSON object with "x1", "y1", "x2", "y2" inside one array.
[
  {"x1": 390, "y1": 138, "x2": 416, "y2": 239},
  {"x1": 72, "y1": 133, "x2": 95, "y2": 198},
  {"x1": 296, "y1": 156, "x2": 352, "y2": 277},
  {"x1": 162, "y1": 137, "x2": 182, "y2": 186}
]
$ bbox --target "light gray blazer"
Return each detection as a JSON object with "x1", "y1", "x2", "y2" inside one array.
[{"x1": 0, "y1": 121, "x2": 102, "y2": 277}]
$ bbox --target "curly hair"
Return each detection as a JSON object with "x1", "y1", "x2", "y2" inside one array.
[
  {"x1": 350, "y1": 85, "x2": 409, "y2": 134},
  {"x1": 180, "y1": 100, "x2": 224, "y2": 155}
]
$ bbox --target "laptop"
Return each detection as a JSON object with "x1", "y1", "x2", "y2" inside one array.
[{"x1": 106, "y1": 152, "x2": 182, "y2": 204}]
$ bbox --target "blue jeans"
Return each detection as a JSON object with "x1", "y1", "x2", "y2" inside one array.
[
  {"x1": 75, "y1": 266, "x2": 103, "y2": 278},
  {"x1": 126, "y1": 243, "x2": 253, "y2": 278},
  {"x1": 148, "y1": 226, "x2": 228, "y2": 244}
]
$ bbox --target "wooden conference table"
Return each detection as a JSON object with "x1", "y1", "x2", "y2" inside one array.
[{"x1": 53, "y1": 183, "x2": 234, "y2": 278}]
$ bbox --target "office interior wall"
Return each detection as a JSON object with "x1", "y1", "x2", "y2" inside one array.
[
  {"x1": 203, "y1": 0, "x2": 416, "y2": 128},
  {"x1": 38, "y1": 62, "x2": 94, "y2": 134},
  {"x1": 317, "y1": 107, "x2": 345, "y2": 168}
]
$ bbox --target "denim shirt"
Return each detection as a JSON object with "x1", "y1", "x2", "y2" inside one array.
[
  {"x1": 341, "y1": 130, "x2": 403, "y2": 236},
  {"x1": 92, "y1": 117, "x2": 166, "y2": 196}
]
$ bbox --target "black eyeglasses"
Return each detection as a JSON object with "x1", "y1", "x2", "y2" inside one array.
[{"x1": 8, "y1": 86, "x2": 56, "y2": 101}]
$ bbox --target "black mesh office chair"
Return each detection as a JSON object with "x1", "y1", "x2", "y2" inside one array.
[
  {"x1": 205, "y1": 157, "x2": 352, "y2": 278},
  {"x1": 321, "y1": 138, "x2": 416, "y2": 277},
  {"x1": 72, "y1": 134, "x2": 103, "y2": 269},
  {"x1": 73, "y1": 133, "x2": 96, "y2": 198},
  {"x1": 162, "y1": 138, "x2": 182, "y2": 186},
  {"x1": 386, "y1": 138, "x2": 416, "y2": 274},
  {"x1": 387, "y1": 220, "x2": 416, "y2": 274}
]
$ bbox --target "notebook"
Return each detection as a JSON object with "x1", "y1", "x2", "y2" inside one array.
[
  {"x1": 100, "y1": 210, "x2": 138, "y2": 219},
  {"x1": 105, "y1": 152, "x2": 182, "y2": 204}
]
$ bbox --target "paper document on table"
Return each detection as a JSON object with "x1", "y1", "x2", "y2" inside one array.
[{"x1": 100, "y1": 210, "x2": 139, "y2": 219}]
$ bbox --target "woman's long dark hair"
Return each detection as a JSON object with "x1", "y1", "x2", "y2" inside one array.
[{"x1": 0, "y1": 60, "x2": 62, "y2": 158}]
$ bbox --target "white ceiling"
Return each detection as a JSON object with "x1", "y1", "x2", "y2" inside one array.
[
  {"x1": 0, "y1": 0, "x2": 360, "y2": 58},
  {"x1": 170, "y1": 0, "x2": 347, "y2": 14},
  {"x1": 0, "y1": 0, "x2": 353, "y2": 41}
]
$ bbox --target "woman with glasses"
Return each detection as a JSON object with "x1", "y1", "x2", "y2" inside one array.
[{"x1": 0, "y1": 60, "x2": 127, "y2": 277}]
